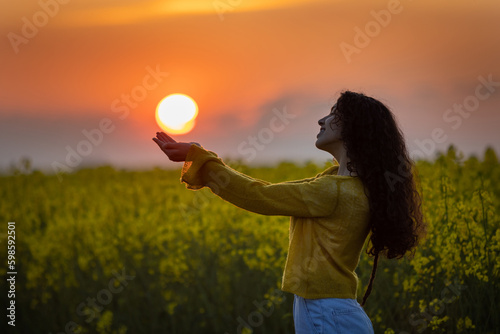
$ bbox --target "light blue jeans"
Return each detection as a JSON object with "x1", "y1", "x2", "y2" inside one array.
[{"x1": 293, "y1": 295, "x2": 374, "y2": 334}]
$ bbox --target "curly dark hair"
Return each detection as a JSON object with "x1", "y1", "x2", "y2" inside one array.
[{"x1": 332, "y1": 91, "x2": 426, "y2": 306}]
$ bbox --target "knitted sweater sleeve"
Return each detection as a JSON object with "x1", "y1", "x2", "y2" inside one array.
[{"x1": 180, "y1": 144, "x2": 339, "y2": 217}]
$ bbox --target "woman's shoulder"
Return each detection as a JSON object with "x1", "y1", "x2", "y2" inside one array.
[
  {"x1": 317, "y1": 165, "x2": 339, "y2": 177},
  {"x1": 317, "y1": 165, "x2": 359, "y2": 179}
]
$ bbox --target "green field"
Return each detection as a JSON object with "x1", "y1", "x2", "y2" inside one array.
[{"x1": 1, "y1": 146, "x2": 499, "y2": 334}]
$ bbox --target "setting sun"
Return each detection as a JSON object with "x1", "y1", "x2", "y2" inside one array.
[{"x1": 155, "y1": 94, "x2": 198, "y2": 135}]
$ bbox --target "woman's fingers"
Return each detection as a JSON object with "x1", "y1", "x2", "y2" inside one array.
[
  {"x1": 157, "y1": 132, "x2": 176, "y2": 143},
  {"x1": 152, "y1": 137, "x2": 172, "y2": 151},
  {"x1": 155, "y1": 133, "x2": 165, "y2": 143},
  {"x1": 153, "y1": 133, "x2": 195, "y2": 162},
  {"x1": 152, "y1": 137, "x2": 185, "y2": 161},
  {"x1": 152, "y1": 138, "x2": 166, "y2": 150}
]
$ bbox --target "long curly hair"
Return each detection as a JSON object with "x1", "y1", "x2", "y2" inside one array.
[{"x1": 332, "y1": 91, "x2": 426, "y2": 306}]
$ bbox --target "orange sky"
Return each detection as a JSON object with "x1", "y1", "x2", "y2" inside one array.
[{"x1": 1, "y1": 0, "x2": 499, "y2": 171}]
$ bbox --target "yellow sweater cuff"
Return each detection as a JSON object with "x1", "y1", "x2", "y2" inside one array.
[{"x1": 180, "y1": 144, "x2": 221, "y2": 190}]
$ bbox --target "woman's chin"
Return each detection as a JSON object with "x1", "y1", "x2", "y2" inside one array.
[{"x1": 315, "y1": 138, "x2": 324, "y2": 150}]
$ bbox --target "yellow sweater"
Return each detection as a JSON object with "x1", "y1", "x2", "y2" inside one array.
[{"x1": 181, "y1": 144, "x2": 370, "y2": 299}]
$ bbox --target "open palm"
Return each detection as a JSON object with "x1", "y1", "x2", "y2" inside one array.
[{"x1": 152, "y1": 132, "x2": 199, "y2": 162}]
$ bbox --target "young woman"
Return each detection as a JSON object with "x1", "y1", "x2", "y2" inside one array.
[{"x1": 152, "y1": 90, "x2": 425, "y2": 334}]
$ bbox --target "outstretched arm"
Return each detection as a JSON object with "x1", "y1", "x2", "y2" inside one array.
[
  {"x1": 152, "y1": 132, "x2": 340, "y2": 217},
  {"x1": 152, "y1": 132, "x2": 273, "y2": 187}
]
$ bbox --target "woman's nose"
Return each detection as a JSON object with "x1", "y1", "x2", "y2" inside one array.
[{"x1": 318, "y1": 117, "x2": 326, "y2": 126}]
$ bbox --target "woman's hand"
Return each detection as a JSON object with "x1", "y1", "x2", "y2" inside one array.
[{"x1": 152, "y1": 132, "x2": 200, "y2": 162}]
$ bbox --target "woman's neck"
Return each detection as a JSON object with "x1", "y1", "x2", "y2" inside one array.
[{"x1": 333, "y1": 146, "x2": 356, "y2": 176}]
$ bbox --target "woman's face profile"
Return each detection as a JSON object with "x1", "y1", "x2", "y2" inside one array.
[{"x1": 315, "y1": 104, "x2": 342, "y2": 151}]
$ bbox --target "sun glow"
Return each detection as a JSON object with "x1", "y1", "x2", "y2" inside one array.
[{"x1": 155, "y1": 94, "x2": 198, "y2": 135}]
